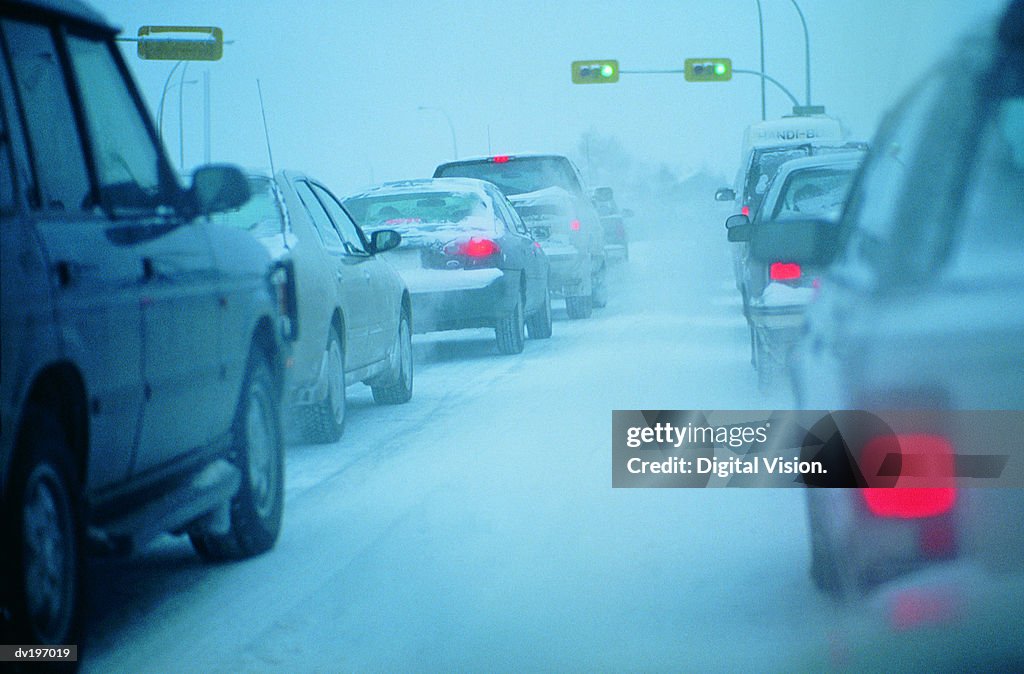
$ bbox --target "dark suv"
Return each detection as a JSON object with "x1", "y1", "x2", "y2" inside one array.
[{"x1": 0, "y1": 0, "x2": 291, "y2": 648}]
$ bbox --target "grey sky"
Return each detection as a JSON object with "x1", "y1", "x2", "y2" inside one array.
[{"x1": 92, "y1": 0, "x2": 1008, "y2": 192}]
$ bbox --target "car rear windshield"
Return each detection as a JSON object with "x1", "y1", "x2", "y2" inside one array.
[
  {"x1": 344, "y1": 191, "x2": 495, "y2": 239},
  {"x1": 435, "y1": 157, "x2": 580, "y2": 197},
  {"x1": 209, "y1": 176, "x2": 283, "y2": 239},
  {"x1": 770, "y1": 166, "x2": 859, "y2": 220},
  {"x1": 512, "y1": 202, "x2": 572, "y2": 223}
]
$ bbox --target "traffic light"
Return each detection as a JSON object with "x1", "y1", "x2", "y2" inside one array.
[
  {"x1": 684, "y1": 58, "x2": 732, "y2": 82},
  {"x1": 137, "y1": 26, "x2": 224, "y2": 61},
  {"x1": 572, "y1": 60, "x2": 620, "y2": 84}
]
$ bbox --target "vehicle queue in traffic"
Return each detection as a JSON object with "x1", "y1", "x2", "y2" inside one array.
[{"x1": 3, "y1": 0, "x2": 1022, "y2": 665}]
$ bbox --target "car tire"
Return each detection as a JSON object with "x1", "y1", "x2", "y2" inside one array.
[
  {"x1": 526, "y1": 288, "x2": 553, "y2": 340},
  {"x1": 754, "y1": 331, "x2": 778, "y2": 390},
  {"x1": 592, "y1": 262, "x2": 608, "y2": 309},
  {"x1": 565, "y1": 294, "x2": 593, "y2": 320},
  {"x1": 372, "y1": 311, "x2": 414, "y2": 404},
  {"x1": 191, "y1": 351, "x2": 284, "y2": 561},
  {"x1": 6, "y1": 408, "x2": 84, "y2": 650},
  {"x1": 807, "y1": 495, "x2": 847, "y2": 598},
  {"x1": 495, "y1": 289, "x2": 526, "y2": 355},
  {"x1": 298, "y1": 328, "x2": 346, "y2": 444}
]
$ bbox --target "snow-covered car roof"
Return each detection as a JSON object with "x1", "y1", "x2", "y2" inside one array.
[
  {"x1": 344, "y1": 177, "x2": 495, "y2": 202},
  {"x1": 437, "y1": 152, "x2": 567, "y2": 165},
  {"x1": 771, "y1": 151, "x2": 866, "y2": 178}
]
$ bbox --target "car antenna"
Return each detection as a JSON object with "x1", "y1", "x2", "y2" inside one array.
[
  {"x1": 256, "y1": 79, "x2": 290, "y2": 249},
  {"x1": 257, "y1": 79, "x2": 276, "y2": 176}
]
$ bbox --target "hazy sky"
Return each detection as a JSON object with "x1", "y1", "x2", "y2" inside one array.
[{"x1": 90, "y1": 0, "x2": 1008, "y2": 193}]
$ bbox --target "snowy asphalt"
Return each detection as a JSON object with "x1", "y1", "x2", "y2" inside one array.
[{"x1": 81, "y1": 218, "x2": 860, "y2": 672}]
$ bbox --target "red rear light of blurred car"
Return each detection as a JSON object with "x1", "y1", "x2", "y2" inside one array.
[
  {"x1": 769, "y1": 262, "x2": 801, "y2": 281},
  {"x1": 741, "y1": 205, "x2": 750, "y2": 216},
  {"x1": 863, "y1": 488, "x2": 956, "y2": 519},
  {"x1": 570, "y1": 219, "x2": 581, "y2": 231},
  {"x1": 445, "y1": 237, "x2": 500, "y2": 258},
  {"x1": 860, "y1": 434, "x2": 957, "y2": 519},
  {"x1": 491, "y1": 155, "x2": 510, "y2": 163}
]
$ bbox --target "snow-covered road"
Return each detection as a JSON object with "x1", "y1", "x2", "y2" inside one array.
[{"x1": 81, "y1": 219, "x2": 851, "y2": 671}]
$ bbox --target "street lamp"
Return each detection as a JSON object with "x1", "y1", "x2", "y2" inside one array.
[
  {"x1": 789, "y1": 0, "x2": 812, "y2": 106},
  {"x1": 417, "y1": 105, "x2": 458, "y2": 160}
]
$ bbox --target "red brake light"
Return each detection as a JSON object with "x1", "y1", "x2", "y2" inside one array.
[
  {"x1": 741, "y1": 206, "x2": 750, "y2": 216},
  {"x1": 491, "y1": 155, "x2": 510, "y2": 163},
  {"x1": 570, "y1": 219, "x2": 581, "y2": 231},
  {"x1": 769, "y1": 262, "x2": 801, "y2": 281},
  {"x1": 861, "y1": 434, "x2": 957, "y2": 519},
  {"x1": 450, "y1": 237, "x2": 499, "y2": 258}
]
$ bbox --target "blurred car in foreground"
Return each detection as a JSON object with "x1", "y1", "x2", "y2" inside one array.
[
  {"x1": 0, "y1": 0, "x2": 290, "y2": 647},
  {"x1": 590, "y1": 186, "x2": 631, "y2": 261},
  {"x1": 213, "y1": 172, "x2": 412, "y2": 444},
  {"x1": 725, "y1": 151, "x2": 865, "y2": 387},
  {"x1": 509, "y1": 186, "x2": 603, "y2": 319},
  {"x1": 791, "y1": 0, "x2": 1024, "y2": 599},
  {"x1": 343, "y1": 178, "x2": 551, "y2": 355},
  {"x1": 433, "y1": 153, "x2": 608, "y2": 309}
]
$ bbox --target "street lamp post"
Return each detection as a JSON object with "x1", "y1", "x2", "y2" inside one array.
[
  {"x1": 789, "y1": 0, "x2": 812, "y2": 106},
  {"x1": 417, "y1": 105, "x2": 458, "y2": 160},
  {"x1": 754, "y1": 0, "x2": 766, "y2": 121}
]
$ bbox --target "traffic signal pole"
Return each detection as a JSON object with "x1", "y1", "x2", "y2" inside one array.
[{"x1": 616, "y1": 67, "x2": 799, "y2": 109}]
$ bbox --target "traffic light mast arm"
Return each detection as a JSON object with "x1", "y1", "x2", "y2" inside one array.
[
  {"x1": 617, "y1": 67, "x2": 799, "y2": 107},
  {"x1": 732, "y1": 69, "x2": 799, "y2": 107}
]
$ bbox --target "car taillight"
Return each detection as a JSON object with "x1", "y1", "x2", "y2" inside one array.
[
  {"x1": 860, "y1": 434, "x2": 957, "y2": 519},
  {"x1": 570, "y1": 219, "x2": 581, "y2": 231},
  {"x1": 445, "y1": 237, "x2": 500, "y2": 258},
  {"x1": 268, "y1": 260, "x2": 299, "y2": 342},
  {"x1": 741, "y1": 205, "x2": 750, "y2": 216},
  {"x1": 491, "y1": 155, "x2": 510, "y2": 163},
  {"x1": 769, "y1": 262, "x2": 801, "y2": 281}
]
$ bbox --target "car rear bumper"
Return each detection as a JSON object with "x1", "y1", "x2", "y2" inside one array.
[
  {"x1": 402, "y1": 267, "x2": 516, "y2": 332},
  {"x1": 545, "y1": 250, "x2": 589, "y2": 295}
]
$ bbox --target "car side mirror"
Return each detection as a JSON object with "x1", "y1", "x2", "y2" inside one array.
[
  {"x1": 621, "y1": 208, "x2": 634, "y2": 218},
  {"x1": 726, "y1": 214, "x2": 751, "y2": 242},
  {"x1": 189, "y1": 164, "x2": 250, "y2": 216},
  {"x1": 370, "y1": 229, "x2": 402, "y2": 254},
  {"x1": 749, "y1": 216, "x2": 841, "y2": 265},
  {"x1": 715, "y1": 187, "x2": 736, "y2": 202}
]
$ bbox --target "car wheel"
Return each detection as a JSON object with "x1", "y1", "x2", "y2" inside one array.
[
  {"x1": 298, "y1": 328, "x2": 346, "y2": 444},
  {"x1": 192, "y1": 351, "x2": 284, "y2": 560},
  {"x1": 526, "y1": 287, "x2": 553, "y2": 340},
  {"x1": 372, "y1": 311, "x2": 414, "y2": 404},
  {"x1": 7, "y1": 409, "x2": 84, "y2": 648},
  {"x1": 495, "y1": 289, "x2": 526, "y2": 355},
  {"x1": 807, "y1": 494, "x2": 848, "y2": 598},
  {"x1": 754, "y1": 331, "x2": 778, "y2": 390},
  {"x1": 592, "y1": 263, "x2": 608, "y2": 309},
  {"x1": 565, "y1": 294, "x2": 593, "y2": 320}
]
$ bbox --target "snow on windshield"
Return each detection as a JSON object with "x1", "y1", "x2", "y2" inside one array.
[{"x1": 344, "y1": 190, "x2": 496, "y2": 245}]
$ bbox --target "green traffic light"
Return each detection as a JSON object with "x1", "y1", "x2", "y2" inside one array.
[
  {"x1": 601, "y1": 64, "x2": 614, "y2": 78},
  {"x1": 714, "y1": 63, "x2": 726, "y2": 75}
]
